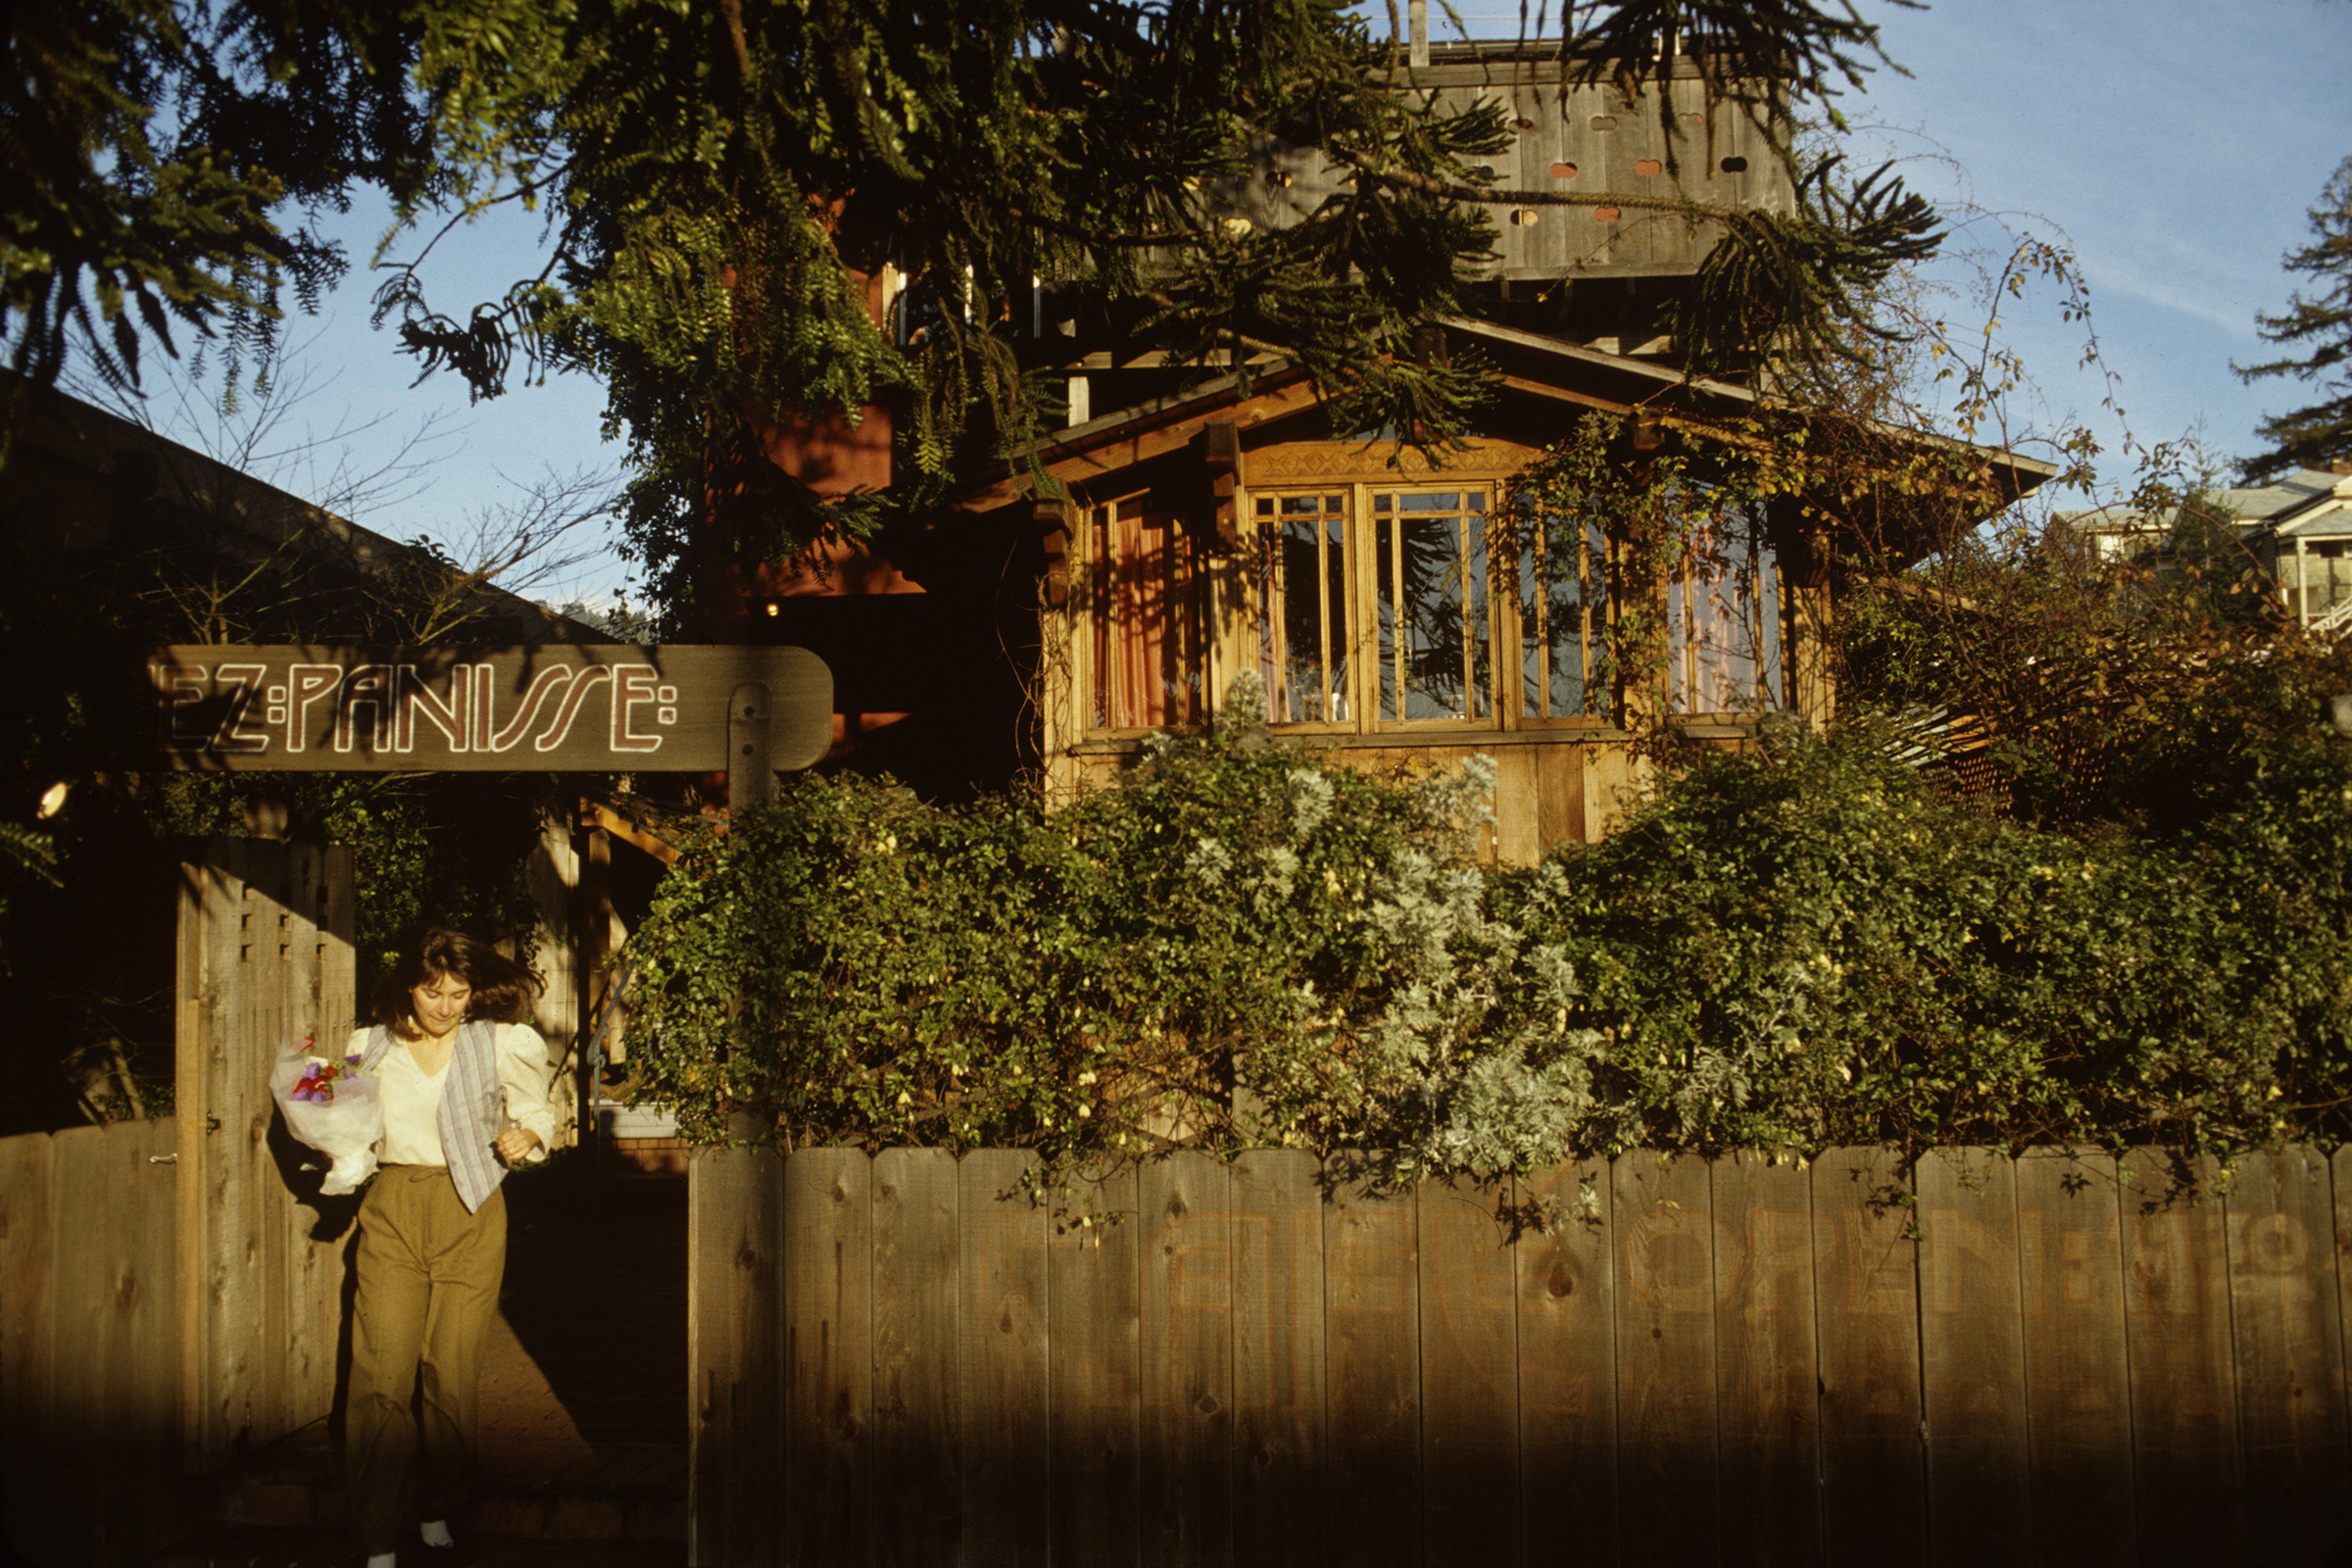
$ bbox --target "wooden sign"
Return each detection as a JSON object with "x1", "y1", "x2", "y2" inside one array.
[{"x1": 150, "y1": 645, "x2": 833, "y2": 772}]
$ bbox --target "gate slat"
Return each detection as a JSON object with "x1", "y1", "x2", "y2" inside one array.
[
  {"x1": 1140, "y1": 1152, "x2": 1234, "y2": 1568},
  {"x1": 1711, "y1": 1152, "x2": 1819, "y2": 1568},
  {"x1": 177, "y1": 839, "x2": 252, "y2": 1473},
  {"x1": 2224, "y1": 1147, "x2": 2350, "y2": 1564},
  {"x1": 1516, "y1": 1159, "x2": 1617, "y2": 1567},
  {"x1": 1415, "y1": 1174, "x2": 1518, "y2": 1568},
  {"x1": 2015, "y1": 1150, "x2": 2133, "y2": 1568},
  {"x1": 242, "y1": 841, "x2": 293, "y2": 1448},
  {"x1": 784, "y1": 1148, "x2": 872, "y2": 1568},
  {"x1": 1917, "y1": 1149, "x2": 2030, "y2": 1565},
  {"x1": 1231, "y1": 1150, "x2": 1326, "y2": 1568},
  {"x1": 873, "y1": 1147, "x2": 961, "y2": 1568},
  {"x1": 959, "y1": 1150, "x2": 1050, "y2": 1568},
  {"x1": 1814, "y1": 1145, "x2": 1925, "y2": 1566},
  {"x1": 2121, "y1": 1149, "x2": 2244, "y2": 1566},
  {"x1": 1613, "y1": 1151, "x2": 1720, "y2": 1567}
]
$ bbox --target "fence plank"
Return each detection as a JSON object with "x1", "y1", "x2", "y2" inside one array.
[
  {"x1": 1917, "y1": 1149, "x2": 2030, "y2": 1565},
  {"x1": 2224, "y1": 1147, "x2": 2351, "y2": 1564},
  {"x1": 175, "y1": 841, "x2": 240, "y2": 1473},
  {"x1": 279, "y1": 842, "x2": 337, "y2": 1430},
  {"x1": 1814, "y1": 1145, "x2": 1925, "y2": 1566},
  {"x1": 1516, "y1": 1159, "x2": 1617, "y2": 1566},
  {"x1": 1231, "y1": 1150, "x2": 1326, "y2": 1568},
  {"x1": 959, "y1": 1150, "x2": 1050, "y2": 1568},
  {"x1": 1323, "y1": 1170, "x2": 1420, "y2": 1568},
  {"x1": 0, "y1": 1132, "x2": 62, "y2": 1568},
  {"x1": 784, "y1": 1148, "x2": 873, "y2": 1568},
  {"x1": 48, "y1": 1127, "x2": 116, "y2": 1565},
  {"x1": 2014, "y1": 1150, "x2": 2133, "y2": 1568},
  {"x1": 1415, "y1": 1175, "x2": 1518, "y2": 1568},
  {"x1": 1140, "y1": 1152, "x2": 1234, "y2": 1568},
  {"x1": 1710, "y1": 1152, "x2": 1819, "y2": 1568},
  {"x1": 1613, "y1": 1152, "x2": 1720, "y2": 1567},
  {"x1": 873, "y1": 1148, "x2": 961, "y2": 1568},
  {"x1": 689, "y1": 1140, "x2": 786, "y2": 1567},
  {"x1": 95, "y1": 1122, "x2": 187, "y2": 1565},
  {"x1": 1050, "y1": 1164, "x2": 1142, "y2": 1568},
  {"x1": 2121, "y1": 1149, "x2": 2244, "y2": 1567},
  {"x1": 242, "y1": 841, "x2": 294, "y2": 1449}
]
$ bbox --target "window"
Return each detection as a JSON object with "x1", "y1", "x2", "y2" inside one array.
[
  {"x1": 1667, "y1": 506, "x2": 1782, "y2": 714},
  {"x1": 1257, "y1": 493, "x2": 1352, "y2": 723},
  {"x1": 1373, "y1": 489, "x2": 1494, "y2": 722},
  {"x1": 1513, "y1": 508, "x2": 1610, "y2": 720},
  {"x1": 1221, "y1": 477, "x2": 1782, "y2": 734},
  {"x1": 1088, "y1": 497, "x2": 1204, "y2": 730},
  {"x1": 1253, "y1": 482, "x2": 1613, "y2": 729}
]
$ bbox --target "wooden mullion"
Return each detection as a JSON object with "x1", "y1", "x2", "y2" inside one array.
[
  {"x1": 1455, "y1": 511, "x2": 1471, "y2": 722},
  {"x1": 1316, "y1": 505, "x2": 1336, "y2": 721}
]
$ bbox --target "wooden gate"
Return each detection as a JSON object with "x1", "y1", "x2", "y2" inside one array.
[{"x1": 175, "y1": 837, "x2": 356, "y2": 1473}]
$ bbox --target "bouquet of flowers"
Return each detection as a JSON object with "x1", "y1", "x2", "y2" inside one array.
[{"x1": 270, "y1": 1033, "x2": 383, "y2": 1195}]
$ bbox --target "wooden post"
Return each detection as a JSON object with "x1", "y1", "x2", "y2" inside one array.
[{"x1": 729, "y1": 681, "x2": 774, "y2": 815}]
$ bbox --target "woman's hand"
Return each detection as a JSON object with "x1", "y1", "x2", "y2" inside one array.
[{"x1": 493, "y1": 1127, "x2": 544, "y2": 1166}]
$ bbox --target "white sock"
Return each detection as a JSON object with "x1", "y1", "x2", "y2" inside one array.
[
  {"x1": 420, "y1": 1519, "x2": 456, "y2": 1547},
  {"x1": 368, "y1": 1554, "x2": 398, "y2": 1568}
]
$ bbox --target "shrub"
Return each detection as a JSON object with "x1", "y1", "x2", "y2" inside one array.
[{"x1": 623, "y1": 695, "x2": 2352, "y2": 1177}]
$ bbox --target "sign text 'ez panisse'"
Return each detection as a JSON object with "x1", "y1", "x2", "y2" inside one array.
[{"x1": 151, "y1": 646, "x2": 833, "y2": 773}]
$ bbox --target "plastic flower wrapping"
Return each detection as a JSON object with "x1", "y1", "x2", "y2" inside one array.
[{"x1": 269, "y1": 1031, "x2": 384, "y2": 1195}]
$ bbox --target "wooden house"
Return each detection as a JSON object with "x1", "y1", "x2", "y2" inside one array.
[{"x1": 739, "y1": 44, "x2": 2057, "y2": 858}]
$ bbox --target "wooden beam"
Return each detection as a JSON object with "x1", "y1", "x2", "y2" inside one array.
[
  {"x1": 956, "y1": 378, "x2": 1323, "y2": 513},
  {"x1": 579, "y1": 799, "x2": 682, "y2": 865}
]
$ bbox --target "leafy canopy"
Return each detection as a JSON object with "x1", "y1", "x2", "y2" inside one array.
[{"x1": 7, "y1": 0, "x2": 1945, "y2": 616}]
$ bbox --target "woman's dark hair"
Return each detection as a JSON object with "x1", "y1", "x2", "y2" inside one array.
[{"x1": 370, "y1": 927, "x2": 544, "y2": 1034}]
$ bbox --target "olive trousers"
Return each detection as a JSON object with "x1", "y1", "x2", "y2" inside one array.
[{"x1": 345, "y1": 1165, "x2": 507, "y2": 1554}]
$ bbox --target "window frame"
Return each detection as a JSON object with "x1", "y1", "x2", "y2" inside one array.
[{"x1": 1248, "y1": 475, "x2": 1626, "y2": 735}]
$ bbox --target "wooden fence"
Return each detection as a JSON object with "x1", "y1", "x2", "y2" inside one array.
[
  {"x1": 1, "y1": 839, "x2": 355, "y2": 1568},
  {"x1": 689, "y1": 1144, "x2": 2352, "y2": 1568},
  {"x1": 0, "y1": 1119, "x2": 186, "y2": 1567}
]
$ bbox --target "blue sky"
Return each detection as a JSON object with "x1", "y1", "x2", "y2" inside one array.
[{"x1": 123, "y1": 0, "x2": 2351, "y2": 604}]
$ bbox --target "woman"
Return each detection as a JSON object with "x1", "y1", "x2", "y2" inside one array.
[{"x1": 345, "y1": 928, "x2": 558, "y2": 1568}]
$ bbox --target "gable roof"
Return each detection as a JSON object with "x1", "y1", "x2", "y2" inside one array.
[
  {"x1": 951, "y1": 322, "x2": 2058, "y2": 541},
  {"x1": 2062, "y1": 466, "x2": 2352, "y2": 551}
]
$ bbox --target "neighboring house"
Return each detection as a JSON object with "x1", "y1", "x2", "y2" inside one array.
[
  {"x1": 2063, "y1": 461, "x2": 2352, "y2": 630},
  {"x1": 2248, "y1": 465, "x2": 2352, "y2": 629},
  {"x1": 739, "y1": 43, "x2": 2057, "y2": 860}
]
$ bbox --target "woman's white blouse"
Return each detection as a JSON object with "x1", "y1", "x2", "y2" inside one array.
[{"x1": 351, "y1": 1023, "x2": 560, "y2": 1166}]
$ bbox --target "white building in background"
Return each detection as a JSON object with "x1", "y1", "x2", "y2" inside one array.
[{"x1": 2064, "y1": 462, "x2": 2352, "y2": 629}]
